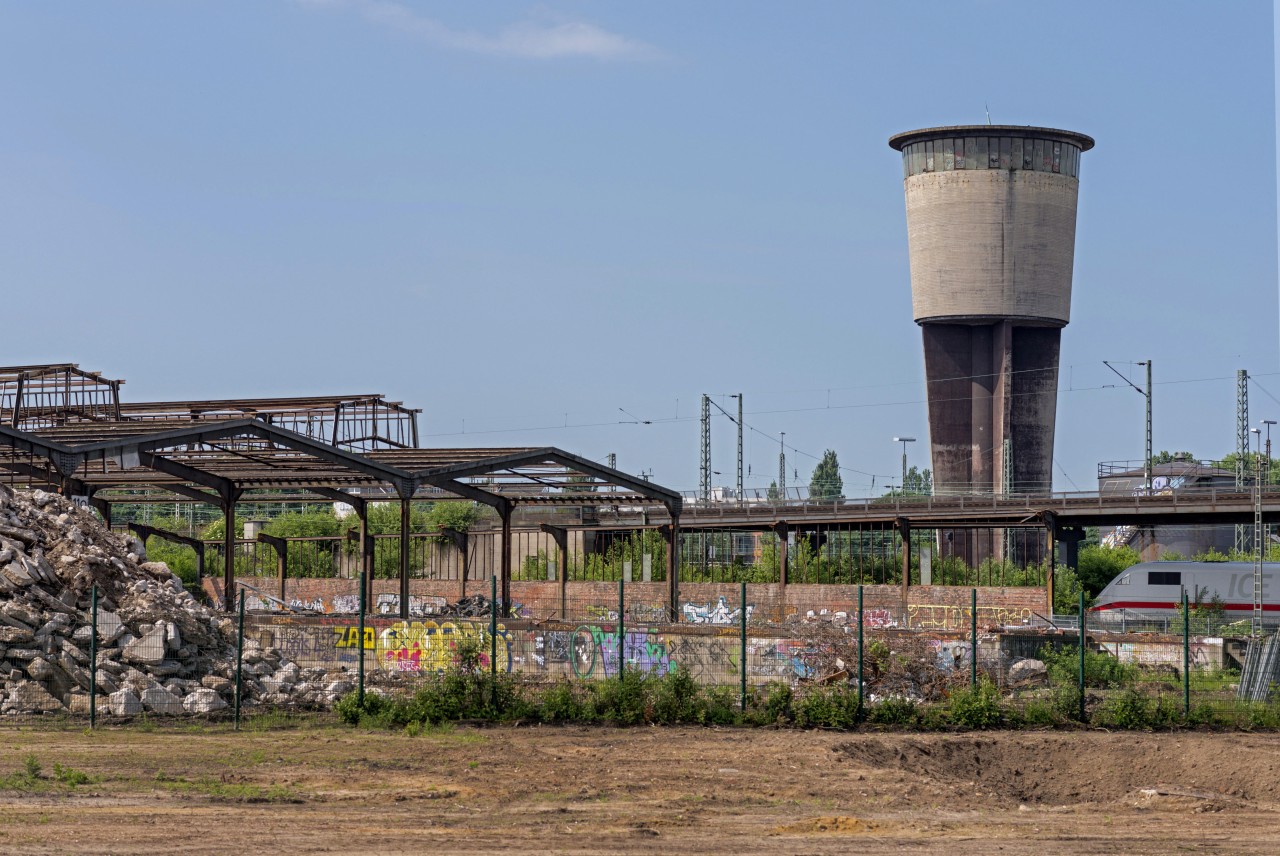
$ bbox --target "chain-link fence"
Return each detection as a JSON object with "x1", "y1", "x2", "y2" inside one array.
[{"x1": 7, "y1": 577, "x2": 1280, "y2": 730}]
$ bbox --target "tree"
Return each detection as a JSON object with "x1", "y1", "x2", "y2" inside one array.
[
  {"x1": 1213, "y1": 451, "x2": 1280, "y2": 485},
  {"x1": 808, "y1": 450, "x2": 843, "y2": 499},
  {"x1": 903, "y1": 465, "x2": 932, "y2": 496},
  {"x1": 1150, "y1": 450, "x2": 1196, "y2": 467},
  {"x1": 767, "y1": 481, "x2": 781, "y2": 501},
  {"x1": 1075, "y1": 544, "x2": 1141, "y2": 598}
]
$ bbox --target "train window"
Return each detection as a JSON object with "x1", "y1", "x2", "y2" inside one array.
[
  {"x1": 1148, "y1": 571, "x2": 1182, "y2": 586},
  {"x1": 1116, "y1": 574, "x2": 1130, "y2": 586}
]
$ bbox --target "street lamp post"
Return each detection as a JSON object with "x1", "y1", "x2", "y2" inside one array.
[{"x1": 893, "y1": 437, "x2": 916, "y2": 496}]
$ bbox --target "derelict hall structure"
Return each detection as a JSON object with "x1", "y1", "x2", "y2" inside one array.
[
  {"x1": 0, "y1": 364, "x2": 684, "y2": 617},
  {"x1": 889, "y1": 126, "x2": 1093, "y2": 512}
]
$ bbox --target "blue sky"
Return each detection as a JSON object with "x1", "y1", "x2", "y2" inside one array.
[{"x1": 2, "y1": 1, "x2": 1276, "y2": 496}]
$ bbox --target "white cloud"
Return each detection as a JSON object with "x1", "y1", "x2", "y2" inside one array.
[{"x1": 293, "y1": 0, "x2": 661, "y2": 61}]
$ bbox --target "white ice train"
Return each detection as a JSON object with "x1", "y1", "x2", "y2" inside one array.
[{"x1": 1090, "y1": 561, "x2": 1280, "y2": 625}]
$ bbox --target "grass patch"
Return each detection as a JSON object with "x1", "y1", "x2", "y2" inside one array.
[
  {"x1": 153, "y1": 772, "x2": 303, "y2": 803},
  {"x1": 0, "y1": 756, "x2": 97, "y2": 792}
]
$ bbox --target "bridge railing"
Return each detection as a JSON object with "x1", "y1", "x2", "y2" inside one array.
[{"x1": 678, "y1": 484, "x2": 1280, "y2": 518}]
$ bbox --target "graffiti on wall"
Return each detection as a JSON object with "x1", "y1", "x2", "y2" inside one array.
[
  {"x1": 559, "y1": 626, "x2": 673, "y2": 679},
  {"x1": 931, "y1": 640, "x2": 972, "y2": 671},
  {"x1": 908, "y1": 604, "x2": 1033, "y2": 630},
  {"x1": 331, "y1": 619, "x2": 513, "y2": 673},
  {"x1": 373, "y1": 594, "x2": 450, "y2": 617},
  {"x1": 748, "y1": 639, "x2": 815, "y2": 680},
  {"x1": 682, "y1": 596, "x2": 754, "y2": 625}
]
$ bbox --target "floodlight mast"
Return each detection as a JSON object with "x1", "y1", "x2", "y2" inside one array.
[{"x1": 893, "y1": 437, "x2": 916, "y2": 495}]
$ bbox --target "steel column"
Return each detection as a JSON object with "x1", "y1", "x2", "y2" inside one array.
[
  {"x1": 664, "y1": 517, "x2": 681, "y2": 621},
  {"x1": 897, "y1": 517, "x2": 911, "y2": 625},
  {"x1": 223, "y1": 498, "x2": 236, "y2": 611},
  {"x1": 399, "y1": 497, "x2": 411, "y2": 620},
  {"x1": 772, "y1": 521, "x2": 789, "y2": 587},
  {"x1": 499, "y1": 506, "x2": 512, "y2": 612},
  {"x1": 540, "y1": 524, "x2": 570, "y2": 619}
]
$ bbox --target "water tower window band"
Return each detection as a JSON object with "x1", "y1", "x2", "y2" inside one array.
[{"x1": 900, "y1": 137, "x2": 1082, "y2": 179}]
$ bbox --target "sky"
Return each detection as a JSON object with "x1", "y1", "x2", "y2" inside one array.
[{"x1": 1, "y1": 1, "x2": 1277, "y2": 497}]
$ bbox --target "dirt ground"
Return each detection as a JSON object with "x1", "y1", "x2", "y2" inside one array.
[{"x1": 2, "y1": 720, "x2": 1280, "y2": 855}]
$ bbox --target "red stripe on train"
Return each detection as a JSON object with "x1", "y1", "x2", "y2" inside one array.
[{"x1": 1091, "y1": 601, "x2": 1280, "y2": 612}]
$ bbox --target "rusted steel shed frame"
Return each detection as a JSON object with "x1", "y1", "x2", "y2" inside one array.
[{"x1": 0, "y1": 420, "x2": 680, "y2": 617}]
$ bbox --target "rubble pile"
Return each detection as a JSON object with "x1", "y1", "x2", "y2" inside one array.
[{"x1": 0, "y1": 485, "x2": 350, "y2": 716}]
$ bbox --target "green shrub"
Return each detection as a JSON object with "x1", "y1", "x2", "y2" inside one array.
[
  {"x1": 539, "y1": 681, "x2": 586, "y2": 723},
  {"x1": 946, "y1": 680, "x2": 1004, "y2": 729},
  {"x1": 591, "y1": 670, "x2": 650, "y2": 726},
  {"x1": 761, "y1": 683, "x2": 794, "y2": 724},
  {"x1": 1096, "y1": 688, "x2": 1153, "y2": 729},
  {"x1": 651, "y1": 668, "x2": 702, "y2": 724},
  {"x1": 794, "y1": 686, "x2": 860, "y2": 729},
  {"x1": 868, "y1": 695, "x2": 918, "y2": 726},
  {"x1": 1041, "y1": 644, "x2": 1136, "y2": 689}
]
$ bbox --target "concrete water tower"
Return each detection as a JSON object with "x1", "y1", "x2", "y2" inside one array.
[{"x1": 888, "y1": 125, "x2": 1093, "y2": 503}]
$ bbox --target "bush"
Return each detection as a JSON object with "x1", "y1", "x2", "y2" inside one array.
[
  {"x1": 946, "y1": 680, "x2": 1004, "y2": 729},
  {"x1": 1041, "y1": 644, "x2": 1136, "y2": 689},
  {"x1": 867, "y1": 696, "x2": 918, "y2": 726},
  {"x1": 591, "y1": 670, "x2": 650, "y2": 726},
  {"x1": 539, "y1": 681, "x2": 587, "y2": 723},
  {"x1": 651, "y1": 668, "x2": 703, "y2": 724},
  {"x1": 760, "y1": 683, "x2": 794, "y2": 724},
  {"x1": 1095, "y1": 688, "x2": 1157, "y2": 729},
  {"x1": 794, "y1": 686, "x2": 860, "y2": 729}
]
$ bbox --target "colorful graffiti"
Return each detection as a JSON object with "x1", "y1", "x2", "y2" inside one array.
[
  {"x1": 566, "y1": 626, "x2": 672, "y2": 679},
  {"x1": 682, "y1": 597, "x2": 754, "y2": 625},
  {"x1": 335, "y1": 619, "x2": 515, "y2": 674},
  {"x1": 931, "y1": 640, "x2": 972, "y2": 671},
  {"x1": 748, "y1": 639, "x2": 814, "y2": 680}
]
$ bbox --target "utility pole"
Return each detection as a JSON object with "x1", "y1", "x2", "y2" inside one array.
[
  {"x1": 734, "y1": 394, "x2": 743, "y2": 502},
  {"x1": 1143, "y1": 360, "x2": 1152, "y2": 492},
  {"x1": 778, "y1": 432, "x2": 786, "y2": 500},
  {"x1": 606, "y1": 452, "x2": 616, "y2": 469},
  {"x1": 699, "y1": 395, "x2": 711, "y2": 502},
  {"x1": 1237, "y1": 370, "x2": 1251, "y2": 553},
  {"x1": 1264, "y1": 419, "x2": 1276, "y2": 556},
  {"x1": 1253, "y1": 427, "x2": 1264, "y2": 638},
  {"x1": 1103, "y1": 359, "x2": 1153, "y2": 491}
]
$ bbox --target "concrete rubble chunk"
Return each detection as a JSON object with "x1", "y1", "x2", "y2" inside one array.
[
  {"x1": 0, "y1": 626, "x2": 34, "y2": 644},
  {"x1": 123, "y1": 625, "x2": 168, "y2": 666},
  {"x1": 109, "y1": 688, "x2": 143, "y2": 716},
  {"x1": 183, "y1": 688, "x2": 228, "y2": 714},
  {"x1": 97, "y1": 611, "x2": 124, "y2": 644},
  {"x1": 1, "y1": 561, "x2": 34, "y2": 587},
  {"x1": 1008, "y1": 658, "x2": 1048, "y2": 685},
  {"x1": 26, "y1": 656, "x2": 55, "y2": 680},
  {"x1": 141, "y1": 687, "x2": 185, "y2": 714},
  {"x1": 201, "y1": 675, "x2": 233, "y2": 693},
  {"x1": 4, "y1": 681, "x2": 64, "y2": 713}
]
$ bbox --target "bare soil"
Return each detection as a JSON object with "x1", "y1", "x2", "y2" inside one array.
[{"x1": 2, "y1": 721, "x2": 1280, "y2": 854}]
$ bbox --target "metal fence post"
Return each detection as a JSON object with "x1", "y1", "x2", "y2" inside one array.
[
  {"x1": 1183, "y1": 588, "x2": 1190, "y2": 716},
  {"x1": 235, "y1": 588, "x2": 245, "y2": 730},
  {"x1": 357, "y1": 564, "x2": 366, "y2": 707},
  {"x1": 857, "y1": 584, "x2": 864, "y2": 718},
  {"x1": 89, "y1": 585, "x2": 98, "y2": 729},
  {"x1": 489, "y1": 574, "x2": 498, "y2": 691},
  {"x1": 739, "y1": 580, "x2": 747, "y2": 711},
  {"x1": 970, "y1": 587, "x2": 978, "y2": 687},
  {"x1": 1078, "y1": 590, "x2": 1086, "y2": 722},
  {"x1": 618, "y1": 579, "x2": 625, "y2": 676}
]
